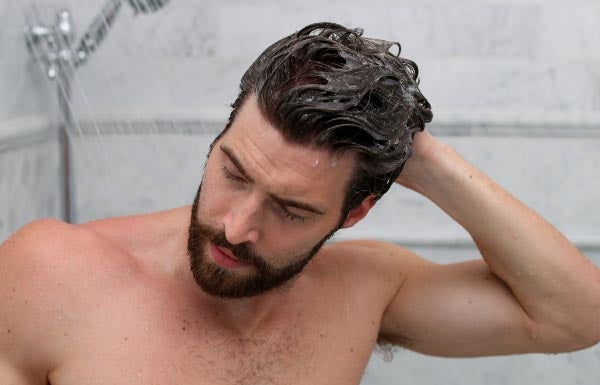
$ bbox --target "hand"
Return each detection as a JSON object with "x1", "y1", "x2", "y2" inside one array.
[{"x1": 395, "y1": 129, "x2": 443, "y2": 190}]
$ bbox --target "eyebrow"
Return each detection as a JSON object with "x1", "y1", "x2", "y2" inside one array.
[{"x1": 219, "y1": 145, "x2": 326, "y2": 215}]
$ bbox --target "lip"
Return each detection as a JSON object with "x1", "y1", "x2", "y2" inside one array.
[{"x1": 210, "y1": 243, "x2": 248, "y2": 269}]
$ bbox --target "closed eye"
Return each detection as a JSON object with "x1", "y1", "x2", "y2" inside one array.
[
  {"x1": 223, "y1": 166, "x2": 305, "y2": 223},
  {"x1": 222, "y1": 166, "x2": 246, "y2": 183},
  {"x1": 278, "y1": 203, "x2": 306, "y2": 223}
]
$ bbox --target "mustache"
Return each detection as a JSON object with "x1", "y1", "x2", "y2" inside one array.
[
  {"x1": 188, "y1": 217, "x2": 270, "y2": 271},
  {"x1": 212, "y1": 232, "x2": 260, "y2": 265}
]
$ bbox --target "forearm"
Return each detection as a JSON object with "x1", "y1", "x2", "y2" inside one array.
[{"x1": 402, "y1": 136, "x2": 600, "y2": 342}]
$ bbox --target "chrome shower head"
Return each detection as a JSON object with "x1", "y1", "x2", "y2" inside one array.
[
  {"x1": 127, "y1": 0, "x2": 172, "y2": 14},
  {"x1": 74, "y1": 0, "x2": 172, "y2": 66}
]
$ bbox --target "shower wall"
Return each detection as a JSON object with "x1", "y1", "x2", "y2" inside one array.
[
  {"x1": 0, "y1": 0, "x2": 61, "y2": 241},
  {"x1": 1, "y1": 0, "x2": 599, "y2": 384}
]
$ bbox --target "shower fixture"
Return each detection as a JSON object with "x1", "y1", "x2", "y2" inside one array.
[
  {"x1": 76, "y1": 0, "x2": 172, "y2": 67},
  {"x1": 25, "y1": 0, "x2": 172, "y2": 77},
  {"x1": 23, "y1": 0, "x2": 171, "y2": 223}
]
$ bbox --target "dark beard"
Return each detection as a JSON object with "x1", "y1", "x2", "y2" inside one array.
[{"x1": 187, "y1": 183, "x2": 340, "y2": 299}]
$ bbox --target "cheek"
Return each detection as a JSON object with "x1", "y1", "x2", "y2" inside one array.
[
  {"x1": 197, "y1": 164, "x2": 230, "y2": 219},
  {"x1": 261, "y1": 223, "x2": 330, "y2": 258}
]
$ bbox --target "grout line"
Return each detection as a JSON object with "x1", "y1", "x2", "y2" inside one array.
[
  {"x1": 68, "y1": 118, "x2": 600, "y2": 137},
  {"x1": 0, "y1": 128, "x2": 57, "y2": 153}
]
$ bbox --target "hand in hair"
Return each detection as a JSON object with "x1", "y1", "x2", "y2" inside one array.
[{"x1": 395, "y1": 130, "x2": 441, "y2": 191}]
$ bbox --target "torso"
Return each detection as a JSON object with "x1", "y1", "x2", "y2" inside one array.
[
  {"x1": 50, "y1": 268, "x2": 381, "y2": 385},
  {"x1": 2, "y1": 208, "x2": 403, "y2": 385}
]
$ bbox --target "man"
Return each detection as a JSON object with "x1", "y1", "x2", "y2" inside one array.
[{"x1": 1, "y1": 22, "x2": 599, "y2": 385}]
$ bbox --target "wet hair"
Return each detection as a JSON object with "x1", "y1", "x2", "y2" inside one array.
[{"x1": 225, "y1": 22, "x2": 433, "y2": 217}]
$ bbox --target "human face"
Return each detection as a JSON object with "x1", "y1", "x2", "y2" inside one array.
[{"x1": 187, "y1": 97, "x2": 356, "y2": 299}]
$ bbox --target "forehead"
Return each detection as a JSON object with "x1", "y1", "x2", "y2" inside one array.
[{"x1": 219, "y1": 97, "x2": 355, "y2": 202}]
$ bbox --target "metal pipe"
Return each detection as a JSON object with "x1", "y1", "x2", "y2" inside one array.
[{"x1": 57, "y1": 59, "x2": 74, "y2": 223}]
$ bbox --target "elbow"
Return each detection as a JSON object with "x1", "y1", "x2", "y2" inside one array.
[
  {"x1": 562, "y1": 305, "x2": 600, "y2": 352},
  {"x1": 537, "y1": 303, "x2": 600, "y2": 353},
  {"x1": 567, "y1": 327, "x2": 600, "y2": 352},
  {"x1": 575, "y1": 273, "x2": 600, "y2": 349},
  {"x1": 539, "y1": 325, "x2": 599, "y2": 354},
  {"x1": 560, "y1": 267, "x2": 600, "y2": 351},
  {"x1": 581, "y1": 307, "x2": 600, "y2": 350}
]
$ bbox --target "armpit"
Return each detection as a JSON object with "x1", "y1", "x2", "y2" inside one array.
[{"x1": 375, "y1": 333, "x2": 412, "y2": 362}]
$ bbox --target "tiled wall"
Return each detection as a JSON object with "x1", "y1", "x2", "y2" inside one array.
[
  {"x1": 1, "y1": 0, "x2": 599, "y2": 384},
  {"x1": 0, "y1": 118, "x2": 61, "y2": 241},
  {"x1": 0, "y1": 0, "x2": 60, "y2": 241}
]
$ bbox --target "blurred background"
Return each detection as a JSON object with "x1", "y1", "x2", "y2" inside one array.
[{"x1": 1, "y1": 0, "x2": 599, "y2": 383}]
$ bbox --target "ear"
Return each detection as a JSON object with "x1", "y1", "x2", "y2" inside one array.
[{"x1": 340, "y1": 194, "x2": 377, "y2": 229}]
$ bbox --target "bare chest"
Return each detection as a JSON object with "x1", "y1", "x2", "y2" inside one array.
[{"x1": 51, "y1": 278, "x2": 381, "y2": 385}]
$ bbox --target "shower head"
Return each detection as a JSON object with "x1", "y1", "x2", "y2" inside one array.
[
  {"x1": 74, "y1": 0, "x2": 172, "y2": 66},
  {"x1": 127, "y1": 0, "x2": 172, "y2": 14}
]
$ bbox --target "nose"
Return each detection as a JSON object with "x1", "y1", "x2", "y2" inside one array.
[{"x1": 222, "y1": 196, "x2": 261, "y2": 245}]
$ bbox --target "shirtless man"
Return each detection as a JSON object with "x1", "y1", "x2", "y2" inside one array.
[{"x1": 1, "y1": 22, "x2": 599, "y2": 385}]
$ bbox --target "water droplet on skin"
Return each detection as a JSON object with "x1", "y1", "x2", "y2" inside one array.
[{"x1": 313, "y1": 158, "x2": 319, "y2": 167}]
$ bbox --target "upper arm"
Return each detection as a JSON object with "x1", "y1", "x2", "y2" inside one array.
[
  {"x1": 374, "y1": 242, "x2": 562, "y2": 358},
  {"x1": 0, "y1": 219, "x2": 75, "y2": 383}
]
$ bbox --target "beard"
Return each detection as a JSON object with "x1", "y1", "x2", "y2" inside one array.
[{"x1": 187, "y1": 183, "x2": 341, "y2": 299}]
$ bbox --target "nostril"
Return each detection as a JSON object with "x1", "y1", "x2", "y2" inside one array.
[{"x1": 223, "y1": 221, "x2": 259, "y2": 246}]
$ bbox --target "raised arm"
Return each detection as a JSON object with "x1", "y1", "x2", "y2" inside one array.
[{"x1": 379, "y1": 131, "x2": 600, "y2": 357}]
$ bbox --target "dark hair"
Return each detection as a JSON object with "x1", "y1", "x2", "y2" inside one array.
[{"x1": 225, "y1": 22, "x2": 432, "y2": 217}]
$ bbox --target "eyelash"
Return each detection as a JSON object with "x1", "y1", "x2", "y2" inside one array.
[
  {"x1": 221, "y1": 166, "x2": 305, "y2": 224},
  {"x1": 221, "y1": 166, "x2": 245, "y2": 183},
  {"x1": 281, "y1": 207, "x2": 305, "y2": 223}
]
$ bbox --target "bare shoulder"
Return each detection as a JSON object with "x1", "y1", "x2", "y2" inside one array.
[
  {"x1": 0, "y1": 218, "x2": 140, "y2": 379},
  {"x1": 1, "y1": 218, "x2": 140, "y2": 279}
]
